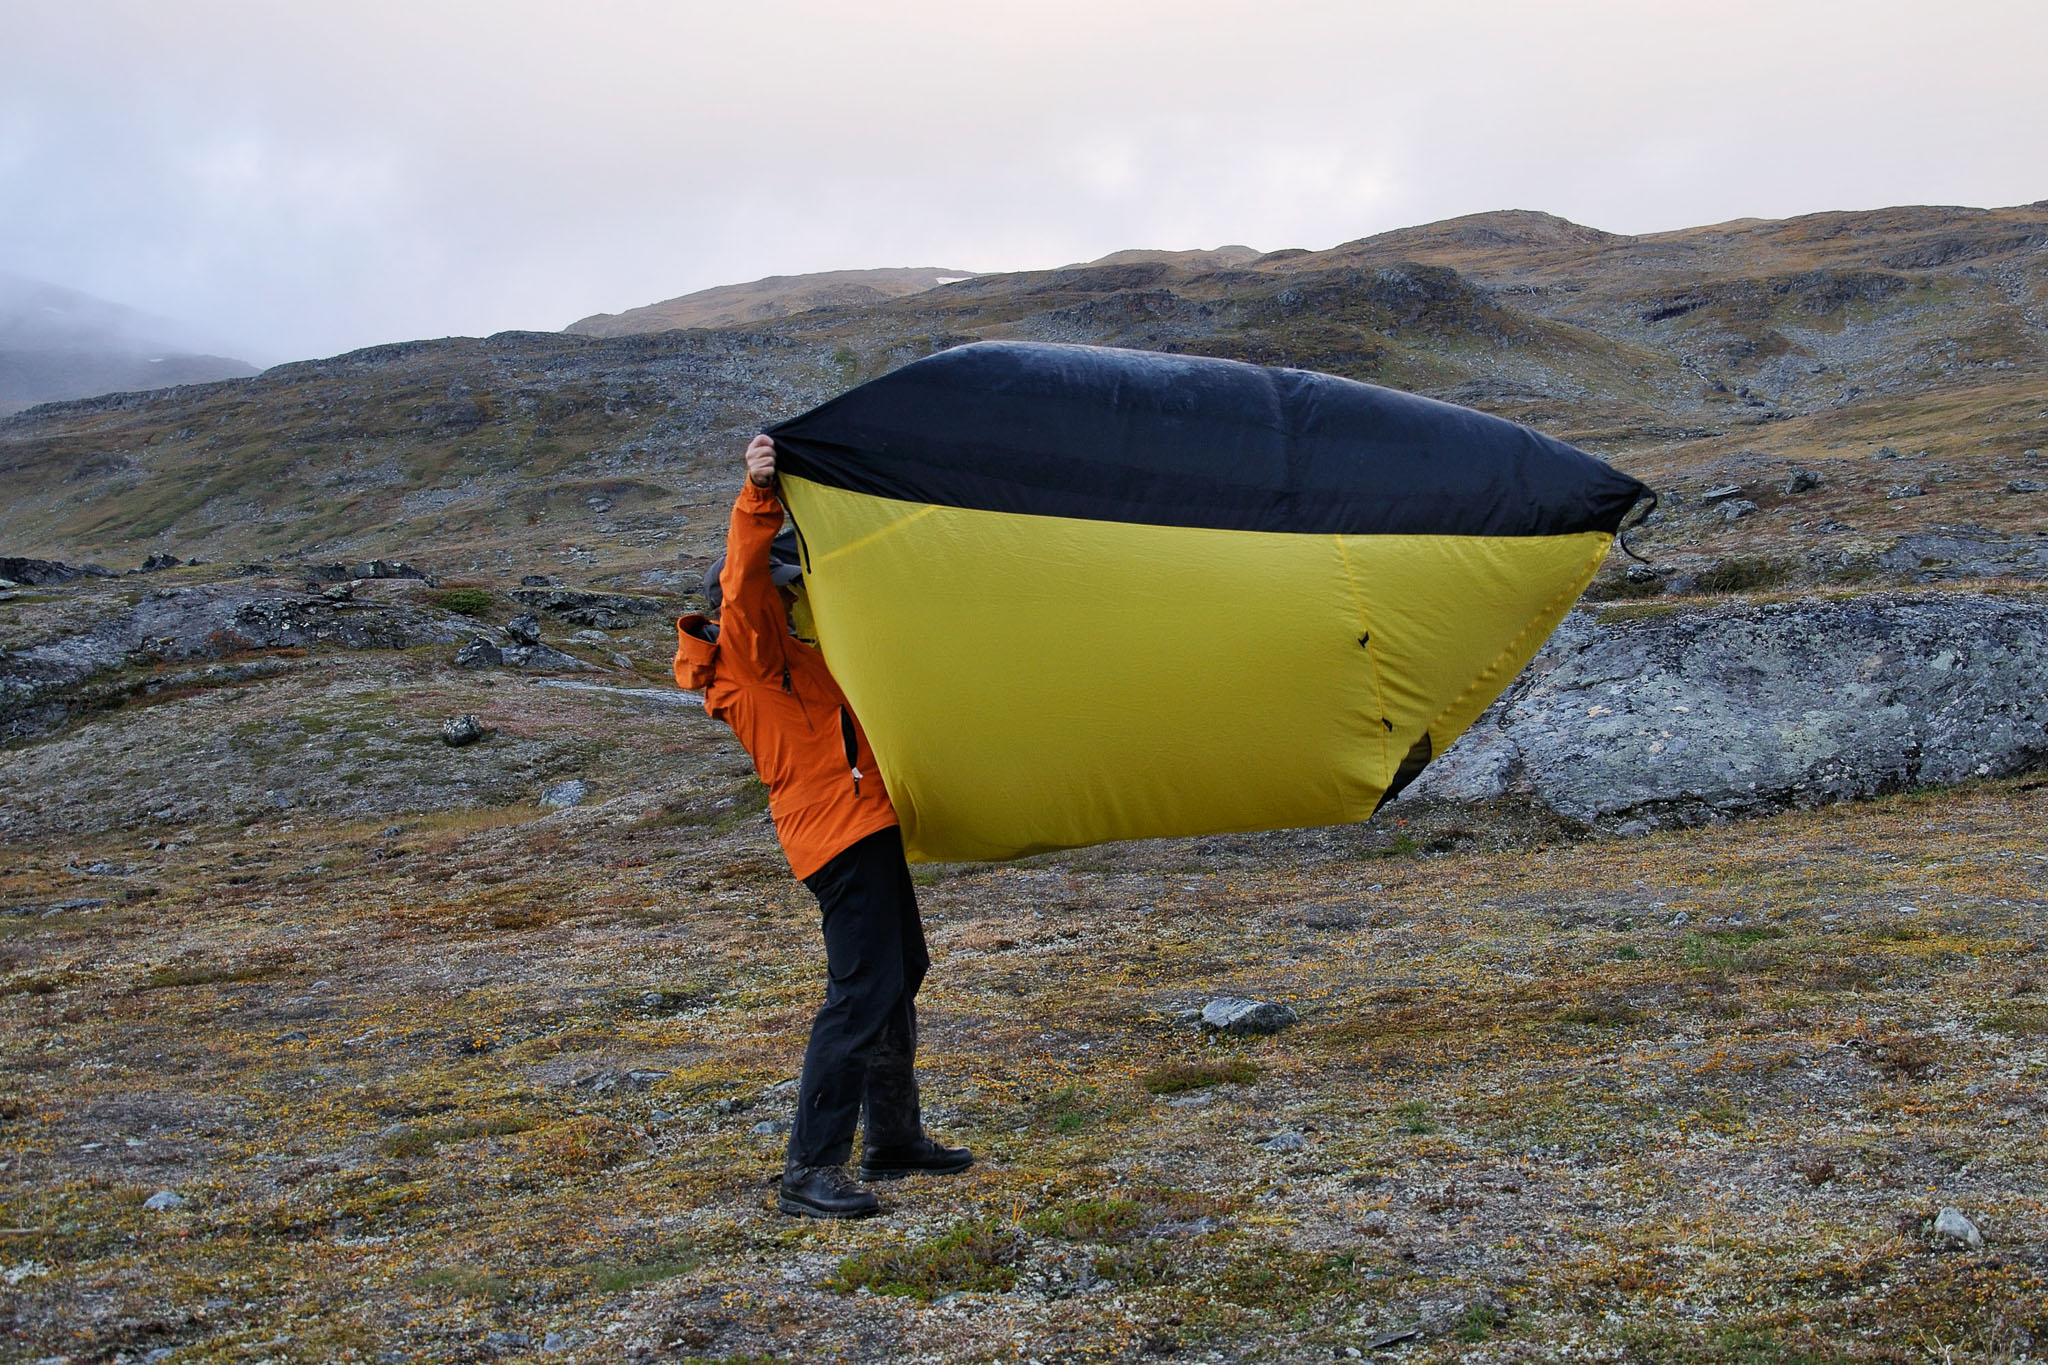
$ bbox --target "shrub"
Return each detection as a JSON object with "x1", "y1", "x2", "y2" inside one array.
[
  {"x1": 1023, "y1": 1198, "x2": 1142, "y2": 1241},
  {"x1": 431, "y1": 587, "x2": 495, "y2": 617},
  {"x1": 831, "y1": 1218, "x2": 1023, "y2": 1300},
  {"x1": 1693, "y1": 556, "x2": 1796, "y2": 594}
]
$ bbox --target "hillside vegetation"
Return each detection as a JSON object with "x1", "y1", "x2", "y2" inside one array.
[{"x1": 3, "y1": 203, "x2": 2044, "y2": 595}]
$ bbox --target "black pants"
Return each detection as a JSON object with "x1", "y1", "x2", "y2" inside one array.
[{"x1": 786, "y1": 826, "x2": 930, "y2": 1169}]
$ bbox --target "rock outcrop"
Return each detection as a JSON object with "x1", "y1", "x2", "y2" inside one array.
[
  {"x1": 1406, "y1": 591, "x2": 2048, "y2": 831},
  {"x1": 0, "y1": 584, "x2": 467, "y2": 740}
]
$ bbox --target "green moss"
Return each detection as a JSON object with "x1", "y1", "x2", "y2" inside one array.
[
  {"x1": 581, "y1": 1237, "x2": 704, "y2": 1292},
  {"x1": 1023, "y1": 1197, "x2": 1142, "y2": 1241},
  {"x1": 1393, "y1": 1098, "x2": 1438, "y2": 1134},
  {"x1": 830, "y1": 1218, "x2": 1023, "y2": 1300},
  {"x1": 137, "y1": 961, "x2": 283, "y2": 990},
  {"x1": 412, "y1": 1266, "x2": 514, "y2": 1301},
  {"x1": 1982, "y1": 1002, "x2": 2048, "y2": 1035},
  {"x1": 1141, "y1": 1057, "x2": 1259, "y2": 1094},
  {"x1": 376, "y1": 1114, "x2": 541, "y2": 1157}
]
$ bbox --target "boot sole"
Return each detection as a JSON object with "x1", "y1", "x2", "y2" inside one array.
[
  {"x1": 860, "y1": 1154, "x2": 975, "y2": 1182},
  {"x1": 777, "y1": 1193, "x2": 879, "y2": 1219}
]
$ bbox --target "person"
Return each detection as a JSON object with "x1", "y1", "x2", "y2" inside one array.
[{"x1": 672, "y1": 434, "x2": 972, "y2": 1219}]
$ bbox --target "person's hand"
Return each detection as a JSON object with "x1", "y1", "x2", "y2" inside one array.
[{"x1": 745, "y1": 434, "x2": 777, "y2": 487}]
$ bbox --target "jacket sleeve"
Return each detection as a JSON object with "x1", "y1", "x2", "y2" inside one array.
[{"x1": 716, "y1": 481, "x2": 789, "y2": 682}]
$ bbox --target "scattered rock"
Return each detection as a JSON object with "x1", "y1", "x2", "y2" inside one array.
[
  {"x1": 1875, "y1": 446, "x2": 1901, "y2": 459},
  {"x1": 521, "y1": 575, "x2": 555, "y2": 587},
  {"x1": 321, "y1": 582, "x2": 355, "y2": 602},
  {"x1": 504, "y1": 613, "x2": 542, "y2": 646},
  {"x1": 2007, "y1": 478, "x2": 2047, "y2": 494},
  {"x1": 647, "y1": 1109, "x2": 675, "y2": 1125},
  {"x1": 1934, "y1": 1206, "x2": 1984, "y2": 1249},
  {"x1": 541, "y1": 1331, "x2": 585, "y2": 1353},
  {"x1": 454, "y1": 637, "x2": 503, "y2": 669},
  {"x1": 441, "y1": 714, "x2": 490, "y2": 747},
  {"x1": 1700, "y1": 484, "x2": 1745, "y2": 502},
  {"x1": 302, "y1": 559, "x2": 433, "y2": 585},
  {"x1": 1719, "y1": 499, "x2": 1759, "y2": 522},
  {"x1": 540, "y1": 779, "x2": 588, "y2": 810},
  {"x1": 482, "y1": 1330, "x2": 530, "y2": 1352},
  {"x1": 1200, "y1": 997, "x2": 1299, "y2": 1035},
  {"x1": 1259, "y1": 1131, "x2": 1308, "y2": 1152},
  {"x1": 1887, "y1": 484, "x2": 1925, "y2": 500},
  {"x1": 1782, "y1": 468, "x2": 1823, "y2": 494},
  {"x1": 137, "y1": 553, "x2": 182, "y2": 573},
  {"x1": 142, "y1": 1189, "x2": 187, "y2": 1211},
  {"x1": 509, "y1": 587, "x2": 669, "y2": 630},
  {"x1": 751, "y1": 1119, "x2": 791, "y2": 1135}
]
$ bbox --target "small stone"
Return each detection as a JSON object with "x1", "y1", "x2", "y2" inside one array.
[
  {"x1": 1719, "y1": 499, "x2": 1759, "y2": 522},
  {"x1": 483, "y1": 1330, "x2": 530, "y2": 1351},
  {"x1": 541, "y1": 1332, "x2": 582, "y2": 1353},
  {"x1": 1934, "y1": 1206, "x2": 1983, "y2": 1249},
  {"x1": 441, "y1": 714, "x2": 489, "y2": 747},
  {"x1": 277, "y1": 1030, "x2": 310, "y2": 1043},
  {"x1": 751, "y1": 1119, "x2": 791, "y2": 1136},
  {"x1": 1782, "y1": 468, "x2": 1823, "y2": 494},
  {"x1": 1875, "y1": 445, "x2": 1900, "y2": 458},
  {"x1": 1887, "y1": 484, "x2": 1925, "y2": 500},
  {"x1": 646, "y1": 1109, "x2": 675, "y2": 1125},
  {"x1": 505, "y1": 613, "x2": 542, "y2": 646},
  {"x1": 1668, "y1": 911, "x2": 1690, "y2": 926},
  {"x1": 1701, "y1": 484, "x2": 1745, "y2": 502},
  {"x1": 142, "y1": 1189, "x2": 187, "y2": 1211},
  {"x1": 540, "y1": 779, "x2": 588, "y2": 810},
  {"x1": 2006, "y1": 478, "x2": 2047, "y2": 494},
  {"x1": 1260, "y1": 1131, "x2": 1307, "y2": 1152},
  {"x1": 323, "y1": 581, "x2": 355, "y2": 602},
  {"x1": 454, "y1": 637, "x2": 502, "y2": 669},
  {"x1": 521, "y1": 574, "x2": 554, "y2": 587},
  {"x1": 1200, "y1": 997, "x2": 1299, "y2": 1035}
]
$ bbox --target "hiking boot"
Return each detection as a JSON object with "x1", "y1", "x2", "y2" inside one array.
[
  {"x1": 778, "y1": 1163, "x2": 880, "y2": 1219},
  {"x1": 859, "y1": 1134, "x2": 975, "y2": 1181}
]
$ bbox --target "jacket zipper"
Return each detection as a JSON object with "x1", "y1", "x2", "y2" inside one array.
[{"x1": 840, "y1": 707, "x2": 863, "y2": 796}]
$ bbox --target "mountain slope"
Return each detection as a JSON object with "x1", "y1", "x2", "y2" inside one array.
[
  {"x1": 565, "y1": 266, "x2": 978, "y2": 336},
  {"x1": 0, "y1": 274, "x2": 259, "y2": 417},
  {"x1": 1, "y1": 204, "x2": 2043, "y2": 595}
]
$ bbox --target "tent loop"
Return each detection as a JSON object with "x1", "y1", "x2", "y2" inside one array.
[{"x1": 1616, "y1": 490, "x2": 1660, "y2": 565}]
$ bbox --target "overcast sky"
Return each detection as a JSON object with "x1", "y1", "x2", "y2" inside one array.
[{"x1": 5, "y1": 0, "x2": 2044, "y2": 364}]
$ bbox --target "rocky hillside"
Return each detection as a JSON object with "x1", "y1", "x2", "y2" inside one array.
[
  {"x1": 565, "y1": 266, "x2": 978, "y2": 337},
  {"x1": 1, "y1": 202, "x2": 2043, "y2": 600}
]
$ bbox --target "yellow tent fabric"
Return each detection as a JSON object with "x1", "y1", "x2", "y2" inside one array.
[{"x1": 767, "y1": 342, "x2": 1649, "y2": 863}]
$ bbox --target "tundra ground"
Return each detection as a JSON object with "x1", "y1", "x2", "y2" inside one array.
[{"x1": 4, "y1": 766, "x2": 2044, "y2": 1364}]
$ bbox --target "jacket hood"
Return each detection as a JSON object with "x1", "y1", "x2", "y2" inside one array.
[{"x1": 673, "y1": 614, "x2": 719, "y2": 691}]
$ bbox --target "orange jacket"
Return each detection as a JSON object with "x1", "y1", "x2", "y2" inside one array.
[{"x1": 673, "y1": 480, "x2": 898, "y2": 879}]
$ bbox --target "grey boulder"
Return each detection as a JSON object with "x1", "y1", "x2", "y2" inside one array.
[{"x1": 1200, "y1": 997, "x2": 1299, "y2": 1035}]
